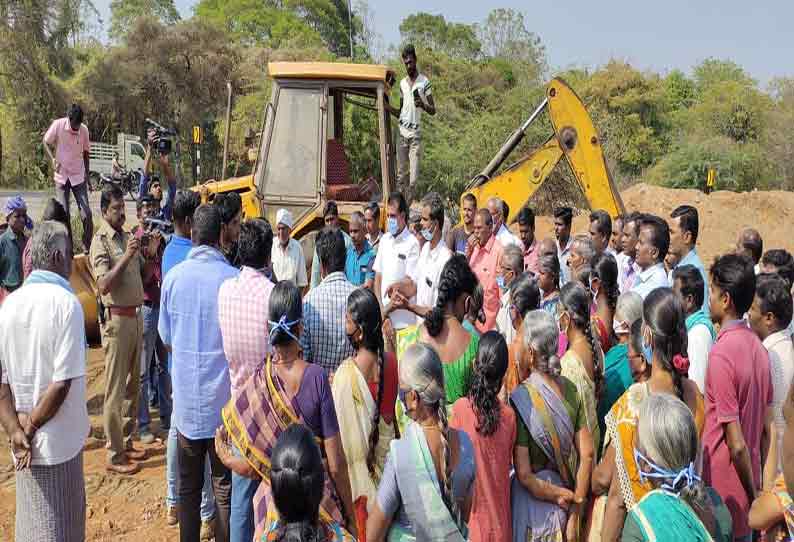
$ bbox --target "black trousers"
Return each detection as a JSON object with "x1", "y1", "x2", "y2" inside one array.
[{"x1": 177, "y1": 431, "x2": 232, "y2": 542}]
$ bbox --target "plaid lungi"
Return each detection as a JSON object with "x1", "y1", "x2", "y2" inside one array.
[{"x1": 15, "y1": 452, "x2": 85, "y2": 542}]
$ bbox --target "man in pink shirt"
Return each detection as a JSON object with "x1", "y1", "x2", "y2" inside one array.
[
  {"x1": 217, "y1": 218, "x2": 275, "y2": 542},
  {"x1": 703, "y1": 253, "x2": 775, "y2": 542},
  {"x1": 467, "y1": 208, "x2": 503, "y2": 333},
  {"x1": 43, "y1": 104, "x2": 93, "y2": 251}
]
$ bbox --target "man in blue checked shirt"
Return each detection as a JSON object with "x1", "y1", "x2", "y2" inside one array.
[{"x1": 345, "y1": 211, "x2": 375, "y2": 289}]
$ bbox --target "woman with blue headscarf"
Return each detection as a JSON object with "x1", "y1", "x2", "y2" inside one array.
[
  {"x1": 214, "y1": 280, "x2": 357, "y2": 542},
  {"x1": 0, "y1": 195, "x2": 32, "y2": 301},
  {"x1": 622, "y1": 393, "x2": 732, "y2": 542}
]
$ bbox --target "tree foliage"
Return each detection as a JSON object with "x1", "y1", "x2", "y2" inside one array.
[
  {"x1": 399, "y1": 13, "x2": 481, "y2": 60},
  {"x1": 109, "y1": 0, "x2": 180, "y2": 38}
]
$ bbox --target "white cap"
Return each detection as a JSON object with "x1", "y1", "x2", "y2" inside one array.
[{"x1": 276, "y1": 208, "x2": 294, "y2": 230}]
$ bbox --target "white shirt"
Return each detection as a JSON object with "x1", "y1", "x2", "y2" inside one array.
[
  {"x1": 763, "y1": 328, "x2": 794, "y2": 474},
  {"x1": 495, "y1": 224, "x2": 521, "y2": 249},
  {"x1": 558, "y1": 238, "x2": 573, "y2": 285},
  {"x1": 271, "y1": 238, "x2": 308, "y2": 288},
  {"x1": 630, "y1": 262, "x2": 669, "y2": 299},
  {"x1": 410, "y1": 239, "x2": 452, "y2": 316},
  {"x1": 496, "y1": 289, "x2": 515, "y2": 345},
  {"x1": 373, "y1": 226, "x2": 421, "y2": 329},
  {"x1": 399, "y1": 74, "x2": 432, "y2": 138},
  {"x1": 687, "y1": 324, "x2": 714, "y2": 394},
  {"x1": 0, "y1": 282, "x2": 89, "y2": 466}
]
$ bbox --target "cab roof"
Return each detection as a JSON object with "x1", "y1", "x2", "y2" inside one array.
[{"x1": 268, "y1": 62, "x2": 395, "y2": 85}]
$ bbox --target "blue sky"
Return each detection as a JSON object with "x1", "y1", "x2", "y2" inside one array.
[{"x1": 94, "y1": 0, "x2": 794, "y2": 85}]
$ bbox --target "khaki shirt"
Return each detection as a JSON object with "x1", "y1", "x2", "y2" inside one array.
[{"x1": 90, "y1": 220, "x2": 144, "y2": 307}]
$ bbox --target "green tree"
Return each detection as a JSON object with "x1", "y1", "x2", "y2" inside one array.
[
  {"x1": 476, "y1": 8, "x2": 545, "y2": 83},
  {"x1": 399, "y1": 13, "x2": 481, "y2": 60},
  {"x1": 109, "y1": 0, "x2": 180, "y2": 38},
  {"x1": 692, "y1": 58, "x2": 755, "y2": 94}
]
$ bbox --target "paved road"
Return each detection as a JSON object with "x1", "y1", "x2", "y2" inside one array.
[{"x1": 0, "y1": 188, "x2": 138, "y2": 223}]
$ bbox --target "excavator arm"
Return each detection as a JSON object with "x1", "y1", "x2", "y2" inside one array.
[{"x1": 464, "y1": 78, "x2": 625, "y2": 223}]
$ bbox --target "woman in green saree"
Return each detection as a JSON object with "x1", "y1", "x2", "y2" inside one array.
[
  {"x1": 396, "y1": 254, "x2": 480, "y2": 409},
  {"x1": 623, "y1": 393, "x2": 732, "y2": 542}
]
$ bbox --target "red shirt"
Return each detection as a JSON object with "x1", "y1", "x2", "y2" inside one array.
[
  {"x1": 451, "y1": 397, "x2": 516, "y2": 542},
  {"x1": 702, "y1": 320, "x2": 773, "y2": 537}
]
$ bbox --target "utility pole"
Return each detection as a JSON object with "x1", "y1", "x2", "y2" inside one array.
[
  {"x1": 347, "y1": 0, "x2": 354, "y2": 59},
  {"x1": 222, "y1": 82, "x2": 232, "y2": 180}
]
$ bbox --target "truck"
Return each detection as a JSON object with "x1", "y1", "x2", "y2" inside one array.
[{"x1": 88, "y1": 133, "x2": 147, "y2": 190}]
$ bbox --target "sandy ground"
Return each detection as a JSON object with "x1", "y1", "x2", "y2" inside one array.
[{"x1": 1, "y1": 182, "x2": 793, "y2": 539}]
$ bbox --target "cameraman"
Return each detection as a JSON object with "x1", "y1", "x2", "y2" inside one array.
[
  {"x1": 43, "y1": 103, "x2": 93, "y2": 251},
  {"x1": 139, "y1": 128, "x2": 177, "y2": 221}
]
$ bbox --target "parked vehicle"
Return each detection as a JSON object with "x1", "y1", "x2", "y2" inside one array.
[
  {"x1": 89, "y1": 133, "x2": 146, "y2": 190},
  {"x1": 98, "y1": 172, "x2": 139, "y2": 201}
]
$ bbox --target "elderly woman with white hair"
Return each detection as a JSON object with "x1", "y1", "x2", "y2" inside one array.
[
  {"x1": 510, "y1": 309, "x2": 594, "y2": 542},
  {"x1": 598, "y1": 291, "x2": 644, "y2": 429},
  {"x1": 622, "y1": 393, "x2": 732, "y2": 541},
  {"x1": 367, "y1": 343, "x2": 475, "y2": 541}
]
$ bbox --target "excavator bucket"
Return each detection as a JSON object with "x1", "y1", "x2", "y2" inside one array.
[{"x1": 547, "y1": 78, "x2": 625, "y2": 217}]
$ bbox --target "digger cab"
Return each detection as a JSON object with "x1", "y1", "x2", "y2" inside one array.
[{"x1": 250, "y1": 62, "x2": 397, "y2": 241}]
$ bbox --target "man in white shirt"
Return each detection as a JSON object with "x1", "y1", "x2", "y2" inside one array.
[
  {"x1": 487, "y1": 197, "x2": 520, "y2": 249},
  {"x1": 554, "y1": 206, "x2": 574, "y2": 285},
  {"x1": 630, "y1": 214, "x2": 670, "y2": 299},
  {"x1": 611, "y1": 215, "x2": 624, "y2": 255},
  {"x1": 589, "y1": 209, "x2": 616, "y2": 257},
  {"x1": 618, "y1": 212, "x2": 642, "y2": 294},
  {"x1": 271, "y1": 208, "x2": 308, "y2": 290},
  {"x1": 668, "y1": 205, "x2": 709, "y2": 314},
  {"x1": 672, "y1": 265, "x2": 715, "y2": 393},
  {"x1": 496, "y1": 244, "x2": 525, "y2": 344},
  {"x1": 387, "y1": 44, "x2": 436, "y2": 199},
  {"x1": 735, "y1": 227, "x2": 763, "y2": 275},
  {"x1": 389, "y1": 193, "x2": 451, "y2": 322},
  {"x1": 747, "y1": 273, "x2": 794, "y2": 476},
  {"x1": 568, "y1": 235, "x2": 595, "y2": 280},
  {"x1": 0, "y1": 221, "x2": 89, "y2": 540},
  {"x1": 373, "y1": 192, "x2": 421, "y2": 342}
]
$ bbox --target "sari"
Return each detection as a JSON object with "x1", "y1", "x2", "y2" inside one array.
[
  {"x1": 386, "y1": 422, "x2": 466, "y2": 542},
  {"x1": 766, "y1": 474, "x2": 794, "y2": 542},
  {"x1": 604, "y1": 382, "x2": 705, "y2": 510},
  {"x1": 623, "y1": 489, "x2": 732, "y2": 542},
  {"x1": 332, "y1": 355, "x2": 398, "y2": 542},
  {"x1": 560, "y1": 349, "x2": 601, "y2": 452},
  {"x1": 264, "y1": 520, "x2": 355, "y2": 542},
  {"x1": 510, "y1": 372, "x2": 578, "y2": 542},
  {"x1": 396, "y1": 324, "x2": 478, "y2": 407},
  {"x1": 222, "y1": 358, "x2": 344, "y2": 542}
]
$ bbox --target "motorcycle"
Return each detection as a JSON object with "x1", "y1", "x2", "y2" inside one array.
[{"x1": 95, "y1": 169, "x2": 141, "y2": 201}]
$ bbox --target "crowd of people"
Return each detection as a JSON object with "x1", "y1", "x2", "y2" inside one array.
[
  {"x1": 2, "y1": 45, "x2": 794, "y2": 542},
  {"x1": 2, "y1": 175, "x2": 794, "y2": 542}
]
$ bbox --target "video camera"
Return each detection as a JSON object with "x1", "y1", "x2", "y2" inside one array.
[
  {"x1": 145, "y1": 118, "x2": 177, "y2": 155},
  {"x1": 143, "y1": 217, "x2": 174, "y2": 236}
]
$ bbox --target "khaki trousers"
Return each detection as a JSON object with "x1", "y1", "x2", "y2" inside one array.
[
  {"x1": 397, "y1": 133, "x2": 422, "y2": 197},
  {"x1": 101, "y1": 312, "x2": 143, "y2": 461}
]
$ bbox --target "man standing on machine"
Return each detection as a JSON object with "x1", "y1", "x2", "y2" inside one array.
[{"x1": 387, "y1": 44, "x2": 436, "y2": 201}]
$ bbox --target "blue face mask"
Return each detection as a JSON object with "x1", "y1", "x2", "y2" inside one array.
[
  {"x1": 387, "y1": 217, "x2": 399, "y2": 236},
  {"x1": 496, "y1": 275, "x2": 506, "y2": 291},
  {"x1": 398, "y1": 389, "x2": 410, "y2": 412},
  {"x1": 421, "y1": 225, "x2": 434, "y2": 242},
  {"x1": 634, "y1": 447, "x2": 700, "y2": 494},
  {"x1": 642, "y1": 342, "x2": 653, "y2": 365}
]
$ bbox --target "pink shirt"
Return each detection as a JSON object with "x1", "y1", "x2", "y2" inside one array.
[
  {"x1": 44, "y1": 118, "x2": 90, "y2": 186},
  {"x1": 702, "y1": 320, "x2": 773, "y2": 538},
  {"x1": 218, "y1": 266, "x2": 274, "y2": 393},
  {"x1": 451, "y1": 397, "x2": 516, "y2": 542},
  {"x1": 470, "y1": 235, "x2": 503, "y2": 333}
]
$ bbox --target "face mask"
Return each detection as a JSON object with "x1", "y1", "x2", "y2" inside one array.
[
  {"x1": 398, "y1": 389, "x2": 409, "y2": 412},
  {"x1": 634, "y1": 447, "x2": 700, "y2": 494},
  {"x1": 613, "y1": 319, "x2": 629, "y2": 335},
  {"x1": 421, "y1": 225, "x2": 434, "y2": 242},
  {"x1": 642, "y1": 342, "x2": 653, "y2": 365},
  {"x1": 496, "y1": 275, "x2": 506, "y2": 291},
  {"x1": 346, "y1": 330, "x2": 360, "y2": 350},
  {"x1": 387, "y1": 217, "x2": 399, "y2": 236}
]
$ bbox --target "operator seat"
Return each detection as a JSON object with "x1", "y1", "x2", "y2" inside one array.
[{"x1": 325, "y1": 139, "x2": 364, "y2": 201}]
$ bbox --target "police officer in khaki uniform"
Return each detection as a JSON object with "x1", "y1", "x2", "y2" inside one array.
[{"x1": 90, "y1": 184, "x2": 149, "y2": 474}]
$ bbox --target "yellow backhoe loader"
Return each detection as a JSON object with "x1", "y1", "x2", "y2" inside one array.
[{"x1": 77, "y1": 62, "x2": 625, "y2": 340}]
